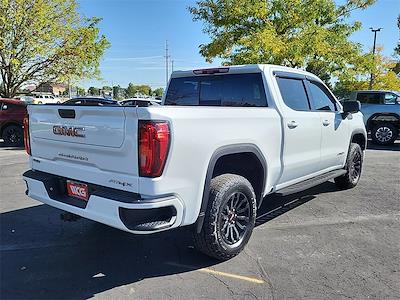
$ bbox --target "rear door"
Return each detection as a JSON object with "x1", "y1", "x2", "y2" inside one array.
[{"x1": 274, "y1": 73, "x2": 322, "y2": 185}]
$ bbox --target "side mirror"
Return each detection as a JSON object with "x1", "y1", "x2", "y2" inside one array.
[{"x1": 342, "y1": 101, "x2": 360, "y2": 114}]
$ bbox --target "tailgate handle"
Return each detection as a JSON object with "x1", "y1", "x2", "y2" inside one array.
[{"x1": 58, "y1": 109, "x2": 75, "y2": 119}]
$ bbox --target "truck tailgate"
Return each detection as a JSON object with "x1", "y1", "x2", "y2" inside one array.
[{"x1": 27, "y1": 105, "x2": 140, "y2": 191}]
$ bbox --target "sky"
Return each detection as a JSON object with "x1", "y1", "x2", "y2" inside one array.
[{"x1": 78, "y1": 0, "x2": 400, "y2": 89}]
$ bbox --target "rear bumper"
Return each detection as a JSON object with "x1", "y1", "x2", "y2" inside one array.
[{"x1": 23, "y1": 170, "x2": 184, "y2": 234}]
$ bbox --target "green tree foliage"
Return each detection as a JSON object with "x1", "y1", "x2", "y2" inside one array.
[
  {"x1": 189, "y1": 0, "x2": 375, "y2": 81},
  {"x1": 334, "y1": 48, "x2": 400, "y2": 97},
  {"x1": 153, "y1": 87, "x2": 164, "y2": 97},
  {"x1": 113, "y1": 85, "x2": 126, "y2": 100},
  {"x1": 126, "y1": 83, "x2": 152, "y2": 97},
  {"x1": 0, "y1": 0, "x2": 110, "y2": 98},
  {"x1": 76, "y1": 87, "x2": 86, "y2": 96},
  {"x1": 88, "y1": 87, "x2": 100, "y2": 96}
]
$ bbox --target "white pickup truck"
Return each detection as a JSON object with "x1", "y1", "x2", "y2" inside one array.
[{"x1": 23, "y1": 65, "x2": 367, "y2": 260}]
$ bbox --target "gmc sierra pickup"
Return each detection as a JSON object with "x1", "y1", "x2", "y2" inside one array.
[{"x1": 23, "y1": 65, "x2": 367, "y2": 260}]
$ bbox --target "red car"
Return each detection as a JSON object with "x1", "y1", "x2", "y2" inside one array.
[{"x1": 0, "y1": 98, "x2": 27, "y2": 146}]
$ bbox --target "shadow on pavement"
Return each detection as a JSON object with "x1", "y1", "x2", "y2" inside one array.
[
  {"x1": 1, "y1": 181, "x2": 338, "y2": 299},
  {"x1": 256, "y1": 181, "x2": 338, "y2": 227},
  {"x1": 366, "y1": 140, "x2": 399, "y2": 152}
]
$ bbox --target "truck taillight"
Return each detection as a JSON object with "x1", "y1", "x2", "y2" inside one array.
[
  {"x1": 23, "y1": 116, "x2": 31, "y2": 155},
  {"x1": 138, "y1": 121, "x2": 170, "y2": 177}
]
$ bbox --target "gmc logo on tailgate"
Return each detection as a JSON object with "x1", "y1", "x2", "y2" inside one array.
[{"x1": 53, "y1": 126, "x2": 85, "y2": 138}]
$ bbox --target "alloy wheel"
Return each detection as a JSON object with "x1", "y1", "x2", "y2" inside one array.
[
  {"x1": 349, "y1": 151, "x2": 362, "y2": 183},
  {"x1": 375, "y1": 127, "x2": 393, "y2": 143},
  {"x1": 220, "y1": 192, "x2": 251, "y2": 246},
  {"x1": 6, "y1": 128, "x2": 22, "y2": 144}
]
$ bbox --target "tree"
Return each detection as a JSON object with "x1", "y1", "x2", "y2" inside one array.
[
  {"x1": 334, "y1": 48, "x2": 400, "y2": 97},
  {"x1": 88, "y1": 87, "x2": 100, "y2": 96},
  {"x1": 153, "y1": 87, "x2": 164, "y2": 97},
  {"x1": 189, "y1": 0, "x2": 375, "y2": 82},
  {"x1": 76, "y1": 87, "x2": 86, "y2": 96},
  {"x1": 126, "y1": 83, "x2": 151, "y2": 97},
  {"x1": 0, "y1": 0, "x2": 110, "y2": 98},
  {"x1": 113, "y1": 85, "x2": 125, "y2": 100}
]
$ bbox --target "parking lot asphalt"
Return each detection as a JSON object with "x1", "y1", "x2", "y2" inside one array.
[{"x1": 0, "y1": 140, "x2": 399, "y2": 300}]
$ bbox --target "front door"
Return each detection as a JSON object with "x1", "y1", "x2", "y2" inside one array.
[{"x1": 306, "y1": 80, "x2": 350, "y2": 170}]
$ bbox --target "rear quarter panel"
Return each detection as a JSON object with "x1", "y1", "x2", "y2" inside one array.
[{"x1": 137, "y1": 106, "x2": 282, "y2": 225}]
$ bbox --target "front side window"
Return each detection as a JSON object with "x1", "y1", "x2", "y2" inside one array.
[
  {"x1": 165, "y1": 73, "x2": 267, "y2": 107},
  {"x1": 308, "y1": 81, "x2": 336, "y2": 111},
  {"x1": 276, "y1": 77, "x2": 310, "y2": 111},
  {"x1": 384, "y1": 93, "x2": 397, "y2": 104}
]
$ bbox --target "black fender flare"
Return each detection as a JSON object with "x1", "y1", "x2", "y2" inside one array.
[
  {"x1": 195, "y1": 143, "x2": 267, "y2": 233},
  {"x1": 349, "y1": 129, "x2": 367, "y2": 151}
]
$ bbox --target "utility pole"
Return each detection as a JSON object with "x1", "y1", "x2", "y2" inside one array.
[
  {"x1": 165, "y1": 40, "x2": 170, "y2": 88},
  {"x1": 369, "y1": 27, "x2": 382, "y2": 90},
  {"x1": 171, "y1": 60, "x2": 174, "y2": 73}
]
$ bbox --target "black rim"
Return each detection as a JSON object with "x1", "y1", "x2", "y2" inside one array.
[
  {"x1": 219, "y1": 192, "x2": 251, "y2": 246},
  {"x1": 349, "y1": 151, "x2": 362, "y2": 183},
  {"x1": 5, "y1": 128, "x2": 22, "y2": 144}
]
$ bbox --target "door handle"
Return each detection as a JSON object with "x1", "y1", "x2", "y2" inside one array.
[
  {"x1": 322, "y1": 120, "x2": 330, "y2": 126},
  {"x1": 287, "y1": 121, "x2": 299, "y2": 129}
]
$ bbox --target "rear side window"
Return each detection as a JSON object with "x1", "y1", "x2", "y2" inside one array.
[
  {"x1": 356, "y1": 92, "x2": 382, "y2": 104},
  {"x1": 165, "y1": 73, "x2": 267, "y2": 107},
  {"x1": 276, "y1": 77, "x2": 310, "y2": 111},
  {"x1": 165, "y1": 78, "x2": 199, "y2": 106}
]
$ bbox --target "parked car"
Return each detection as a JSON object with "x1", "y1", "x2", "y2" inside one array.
[
  {"x1": 15, "y1": 96, "x2": 35, "y2": 104},
  {"x1": 33, "y1": 94, "x2": 61, "y2": 104},
  {"x1": 0, "y1": 98, "x2": 27, "y2": 146},
  {"x1": 349, "y1": 90, "x2": 400, "y2": 145},
  {"x1": 119, "y1": 98, "x2": 161, "y2": 107},
  {"x1": 23, "y1": 65, "x2": 366, "y2": 260},
  {"x1": 62, "y1": 97, "x2": 119, "y2": 106}
]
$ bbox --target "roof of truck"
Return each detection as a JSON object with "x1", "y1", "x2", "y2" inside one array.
[{"x1": 171, "y1": 64, "x2": 320, "y2": 81}]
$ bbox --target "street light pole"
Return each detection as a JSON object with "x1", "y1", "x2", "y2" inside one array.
[{"x1": 369, "y1": 27, "x2": 382, "y2": 90}]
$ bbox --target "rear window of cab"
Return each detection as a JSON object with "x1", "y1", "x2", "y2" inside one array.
[{"x1": 164, "y1": 73, "x2": 267, "y2": 107}]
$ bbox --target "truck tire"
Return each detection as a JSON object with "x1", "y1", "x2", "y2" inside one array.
[
  {"x1": 2, "y1": 125, "x2": 24, "y2": 146},
  {"x1": 371, "y1": 123, "x2": 398, "y2": 145},
  {"x1": 193, "y1": 174, "x2": 257, "y2": 260},
  {"x1": 334, "y1": 143, "x2": 363, "y2": 189}
]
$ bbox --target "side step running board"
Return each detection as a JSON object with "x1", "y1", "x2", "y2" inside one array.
[{"x1": 276, "y1": 169, "x2": 347, "y2": 196}]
